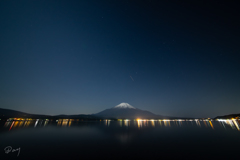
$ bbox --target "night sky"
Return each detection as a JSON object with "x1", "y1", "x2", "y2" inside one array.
[{"x1": 0, "y1": 0, "x2": 239, "y2": 118}]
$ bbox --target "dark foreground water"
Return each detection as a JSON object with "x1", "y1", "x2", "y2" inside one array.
[{"x1": 0, "y1": 119, "x2": 240, "y2": 160}]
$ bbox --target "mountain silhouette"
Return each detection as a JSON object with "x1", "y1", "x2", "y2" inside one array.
[
  {"x1": 0, "y1": 103, "x2": 180, "y2": 119},
  {"x1": 94, "y1": 103, "x2": 171, "y2": 119}
]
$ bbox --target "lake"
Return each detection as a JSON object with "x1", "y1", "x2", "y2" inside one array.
[{"x1": 0, "y1": 119, "x2": 239, "y2": 160}]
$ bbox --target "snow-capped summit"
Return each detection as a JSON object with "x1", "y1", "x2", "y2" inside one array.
[
  {"x1": 113, "y1": 103, "x2": 136, "y2": 109},
  {"x1": 95, "y1": 102, "x2": 166, "y2": 119}
]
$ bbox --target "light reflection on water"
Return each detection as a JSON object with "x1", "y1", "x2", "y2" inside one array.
[
  {"x1": 2, "y1": 118, "x2": 240, "y2": 131},
  {"x1": 1, "y1": 118, "x2": 240, "y2": 159},
  {"x1": 57, "y1": 119, "x2": 73, "y2": 126}
]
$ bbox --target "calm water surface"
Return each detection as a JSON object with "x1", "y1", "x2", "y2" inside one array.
[{"x1": 0, "y1": 119, "x2": 239, "y2": 160}]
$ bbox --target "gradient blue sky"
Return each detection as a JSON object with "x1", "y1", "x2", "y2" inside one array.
[{"x1": 0, "y1": 0, "x2": 239, "y2": 118}]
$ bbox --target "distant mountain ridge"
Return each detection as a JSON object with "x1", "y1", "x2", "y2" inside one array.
[
  {"x1": 214, "y1": 113, "x2": 240, "y2": 119},
  {"x1": 0, "y1": 103, "x2": 181, "y2": 119},
  {"x1": 0, "y1": 108, "x2": 49, "y2": 118},
  {"x1": 0, "y1": 108, "x2": 97, "y2": 119}
]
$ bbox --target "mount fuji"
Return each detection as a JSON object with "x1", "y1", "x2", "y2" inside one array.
[{"x1": 94, "y1": 103, "x2": 169, "y2": 119}]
